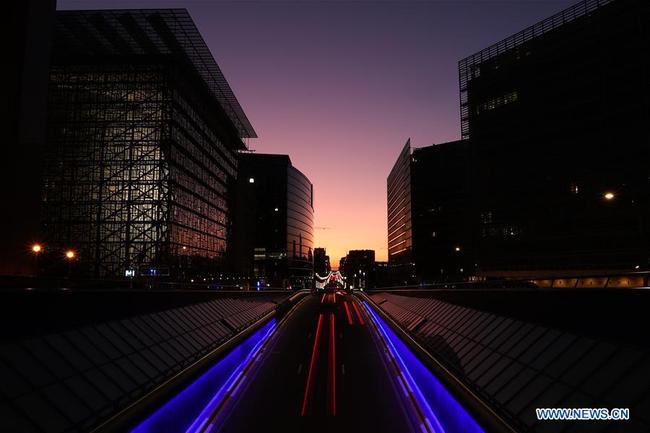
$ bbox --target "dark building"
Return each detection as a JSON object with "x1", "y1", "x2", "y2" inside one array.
[
  {"x1": 411, "y1": 140, "x2": 473, "y2": 280},
  {"x1": 387, "y1": 139, "x2": 472, "y2": 283},
  {"x1": 460, "y1": 0, "x2": 650, "y2": 273},
  {"x1": 2, "y1": 0, "x2": 56, "y2": 276},
  {"x1": 41, "y1": 9, "x2": 256, "y2": 278},
  {"x1": 391, "y1": 0, "x2": 650, "y2": 280},
  {"x1": 313, "y1": 247, "x2": 330, "y2": 276},
  {"x1": 373, "y1": 261, "x2": 389, "y2": 288},
  {"x1": 232, "y1": 153, "x2": 314, "y2": 289},
  {"x1": 342, "y1": 249, "x2": 375, "y2": 290}
]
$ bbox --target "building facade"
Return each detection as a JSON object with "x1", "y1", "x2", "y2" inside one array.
[
  {"x1": 411, "y1": 140, "x2": 473, "y2": 280},
  {"x1": 342, "y1": 249, "x2": 375, "y2": 290},
  {"x1": 232, "y1": 153, "x2": 314, "y2": 289},
  {"x1": 387, "y1": 140, "x2": 472, "y2": 284},
  {"x1": 42, "y1": 9, "x2": 255, "y2": 278},
  {"x1": 313, "y1": 247, "x2": 331, "y2": 276},
  {"x1": 390, "y1": 0, "x2": 650, "y2": 281},
  {"x1": 460, "y1": 0, "x2": 650, "y2": 272},
  {"x1": 387, "y1": 140, "x2": 415, "y2": 284}
]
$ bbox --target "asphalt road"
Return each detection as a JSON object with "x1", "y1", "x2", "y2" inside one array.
[{"x1": 211, "y1": 292, "x2": 416, "y2": 433}]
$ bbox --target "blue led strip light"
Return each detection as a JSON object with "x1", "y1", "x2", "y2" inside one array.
[
  {"x1": 131, "y1": 319, "x2": 278, "y2": 433},
  {"x1": 362, "y1": 302, "x2": 485, "y2": 433}
]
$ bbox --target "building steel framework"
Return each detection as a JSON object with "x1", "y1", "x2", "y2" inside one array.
[{"x1": 43, "y1": 10, "x2": 252, "y2": 278}]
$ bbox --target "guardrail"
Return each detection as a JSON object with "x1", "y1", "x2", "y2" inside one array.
[
  {"x1": 92, "y1": 289, "x2": 310, "y2": 433},
  {"x1": 357, "y1": 291, "x2": 517, "y2": 433},
  {"x1": 0, "y1": 289, "x2": 295, "y2": 339},
  {"x1": 362, "y1": 287, "x2": 649, "y2": 348}
]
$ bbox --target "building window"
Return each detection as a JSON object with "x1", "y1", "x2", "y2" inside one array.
[
  {"x1": 480, "y1": 211, "x2": 494, "y2": 224},
  {"x1": 476, "y1": 91, "x2": 518, "y2": 114}
]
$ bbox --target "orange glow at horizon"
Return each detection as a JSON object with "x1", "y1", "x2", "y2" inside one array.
[{"x1": 312, "y1": 171, "x2": 389, "y2": 270}]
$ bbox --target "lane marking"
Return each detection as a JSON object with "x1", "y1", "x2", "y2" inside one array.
[
  {"x1": 327, "y1": 313, "x2": 337, "y2": 416},
  {"x1": 352, "y1": 301, "x2": 365, "y2": 326},
  {"x1": 343, "y1": 301, "x2": 353, "y2": 325},
  {"x1": 297, "y1": 363, "x2": 303, "y2": 375},
  {"x1": 341, "y1": 363, "x2": 345, "y2": 376},
  {"x1": 301, "y1": 314, "x2": 325, "y2": 416},
  {"x1": 321, "y1": 293, "x2": 326, "y2": 304}
]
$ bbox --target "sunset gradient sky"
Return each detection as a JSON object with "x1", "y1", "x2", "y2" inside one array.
[{"x1": 60, "y1": 0, "x2": 575, "y2": 267}]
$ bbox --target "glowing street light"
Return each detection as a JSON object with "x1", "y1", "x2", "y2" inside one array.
[
  {"x1": 454, "y1": 246, "x2": 461, "y2": 252},
  {"x1": 31, "y1": 243, "x2": 43, "y2": 277},
  {"x1": 65, "y1": 250, "x2": 76, "y2": 260},
  {"x1": 603, "y1": 192, "x2": 615, "y2": 201}
]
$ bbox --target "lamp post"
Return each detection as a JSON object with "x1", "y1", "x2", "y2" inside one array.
[
  {"x1": 65, "y1": 249, "x2": 76, "y2": 278},
  {"x1": 31, "y1": 244, "x2": 43, "y2": 277}
]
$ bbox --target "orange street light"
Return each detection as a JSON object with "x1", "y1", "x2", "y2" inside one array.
[
  {"x1": 65, "y1": 250, "x2": 76, "y2": 260},
  {"x1": 32, "y1": 244, "x2": 43, "y2": 254},
  {"x1": 603, "y1": 192, "x2": 615, "y2": 201}
]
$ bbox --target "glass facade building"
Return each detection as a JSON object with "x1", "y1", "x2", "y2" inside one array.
[
  {"x1": 387, "y1": 140, "x2": 414, "y2": 284},
  {"x1": 232, "y1": 154, "x2": 314, "y2": 289},
  {"x1": 42, "y1": 9, "x2": 255, "y2": 278}
]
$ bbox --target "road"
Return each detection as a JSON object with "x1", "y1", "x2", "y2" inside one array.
[{"x1": 205, "y1": 292, "x2": 416, "y2": 433}]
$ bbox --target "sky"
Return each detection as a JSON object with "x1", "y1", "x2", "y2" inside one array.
[{"x1": 59, "y1": 0, "x2": 576, "y2": 268}]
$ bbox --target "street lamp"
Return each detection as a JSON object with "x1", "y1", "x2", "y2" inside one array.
[
  {"x1": 31, "y1": 243, "x2": 43, "y2": 277},
  {"x1": 64, "y1": 249, "x2": 76, "y2": 278},
  {"x1": 454, "y1": 246, "x2": 461, "y2": 252},
  {"x1": 603, "y1": 192, "x2": 615, "y2": 201}
]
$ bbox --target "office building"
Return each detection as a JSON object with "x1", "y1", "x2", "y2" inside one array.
[
  {"x1": 459, "y1": 0, "x2": 650, "y2": 272},
  {"x1": 232, "y1": 153, "x2": 314, "y2": 289},
  {"x1": 41, "y1": 9, "x2": 256, "y2": 278},
  {"x1": 342, "y1": 249, "x2": 375, "y2": 289},
  {"x1": 389, "y1": 0, "x2": 650, "y2": 281},
  {"x1": 387, "y1": 139, "x2": 471, "y2": 283},
  {"x1": 411, "y1": 140, "x2": 473, "y2": 280},
  {"x1": 373, "y1": 261, "x2": 389, "y2": 288},
  {"x1": 314, "y1": 247, "x2": 331, "y2": 276},
  {"x1": 387, "y1": 140, "x2": 415, "y2": 284}
]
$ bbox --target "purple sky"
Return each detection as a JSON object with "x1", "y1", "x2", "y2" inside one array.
[{"x1": 59, "y1": 0, "x2": 576, "y2": 267}]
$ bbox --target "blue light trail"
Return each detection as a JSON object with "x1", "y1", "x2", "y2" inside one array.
[
  {"x1": 362, "y1": 302, "x2": 485, "y2": 433},
  {"x1": 131, "y1": 319, "x2": 277, "y2": 433}
]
